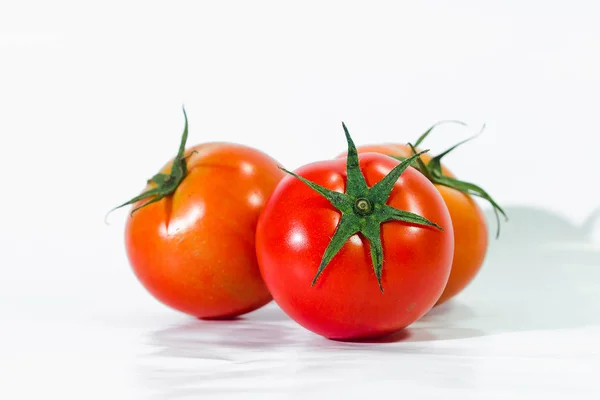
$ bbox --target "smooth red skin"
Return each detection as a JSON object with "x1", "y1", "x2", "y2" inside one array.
[
  {"x1": 349, "y1": 144, "x2": 489, "y2": 305},
  {"x1": 256, "y1": 152, "x2": 454, "y2": 340},
  {"x1": 125, "y1": 142, "x2": 284, "y2": 319}
]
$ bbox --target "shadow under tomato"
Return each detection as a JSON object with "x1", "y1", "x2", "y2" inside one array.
[
  {"x1": 417, "y1": 204, "x2": 600, "y2": 338},
  {"x1": 198, "y1": 315, "x2": 243, "y2": 321},
  {"x1": 197, "y1": 303, "x2": 286, "y2": 322},
  {"x1": 328, "y1": 329, "x2": 412, "y2": 344},
  {"x1": 134, "y1": 303, "x2": 486, "y2": 398}
]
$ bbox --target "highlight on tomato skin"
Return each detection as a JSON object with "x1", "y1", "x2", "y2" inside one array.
[
  {"x1": 340, "y1": 122, "x2": 507, "y2": 306},
  {"x1": 255, "y1": 123, "x2": 454, "y2": 340},
  {"x1": 112, "y1": 108, "x2": 286, "y2": 319}
]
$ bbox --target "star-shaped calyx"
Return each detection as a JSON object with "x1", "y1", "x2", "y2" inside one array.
[{"x1": 280, "y1": 123, "x2": 443, "y2": 292}]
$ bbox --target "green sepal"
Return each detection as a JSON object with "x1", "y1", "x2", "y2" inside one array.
[
  {"x1": 360, "y1": 219, "x2": 385, "y2": 292},
  {"x1": 407, "y1": 143, "x2": 434, "y2": 180},
  {"x1": 434, "y1": 174, "x2": 507, "y2": 238},
  {"x1": 311, "y1": 214, "x2": 360, "y2": 286},
  {"x1": 414, "y1": 120, "x2": 467, "y2": 148},
  {"x1": 277, "y1": 167, "x2": 354, "y2": 213},
  {"x1": 379, "y1": 205, "x2": 443, "y2": 230},
  {"x1": 342, "y1": 122, "x2": 369, "y2": 197},
  {"x1": 427, "y1": 124, "x2": 484, "y2": 178}
]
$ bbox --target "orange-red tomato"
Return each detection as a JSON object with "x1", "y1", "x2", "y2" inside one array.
[
  {"x1": 124, "y1": 142, "x2": 285, "y2": 319},
  {"x1": 256, "y1": 152, "x2": 454, "y2": 340},
  {"x1": 344, "y1": 144, "x2": 488, "y2": 305}
]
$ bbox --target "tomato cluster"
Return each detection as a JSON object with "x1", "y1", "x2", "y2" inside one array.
[{"x1": 112, "y1": 109, "x2": 506, "y2": 340}]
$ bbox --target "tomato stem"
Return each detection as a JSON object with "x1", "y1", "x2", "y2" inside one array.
[
  {"x1": 107, "y1": 106, "x2": 193, "y2": 218},
  {"x1": 354, "y1": 198, "x2": 373, "y2": 216},
  {"x1": 279, "y1": 123, "x2": 443, "y2": 292}
]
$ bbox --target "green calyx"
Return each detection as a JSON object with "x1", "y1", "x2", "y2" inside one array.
[
  {"x1": 397, "y1": 121, "x2": 508, "y2": 238},
  {"x1": 280, "y1": 123, "x2": 443, "y2": 293},
  {"x1": 108, "y1": 107, "x2": 195, "y2": 217}
]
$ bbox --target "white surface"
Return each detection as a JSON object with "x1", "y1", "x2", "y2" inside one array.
[
  {"x1": 1, "y1": 1, "x2": 600, "y2": 399},
  {"x1": 2, "y1": 208, "x2": 599, "y2": 399}
]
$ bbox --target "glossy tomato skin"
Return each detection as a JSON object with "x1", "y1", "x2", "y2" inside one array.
[
  {"x1": 434, "y1": 185, "x2": 488, "y2": 304},
  {"x1": 125, "y1": 142, "x2": 284, "y2": 319},
  {"x1": 256, "y1": 153, "x2": 454, "y2": 340},
  {"x1": 351, "y1": 144, "x2": 488, "y2": 305}
]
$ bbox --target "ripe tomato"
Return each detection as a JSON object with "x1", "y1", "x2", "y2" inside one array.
[
  {"x1": 256, "y1": 124, "x2": 454, "y2": 340},
  {"x1": 114, "y1": 109, "x2": 284, "y2": 319},
  {"x1": 348, "y1": 124, "x2": 506, "y2": 305}
]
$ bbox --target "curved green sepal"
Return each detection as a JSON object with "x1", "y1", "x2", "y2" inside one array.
[
  {"x1": 414, "y1": 120, "x2": 467, "y2": 148},
  {"x1": 278, "y1": 167, "x2": 353, "y2": 213},
  {"x1": 435, "y1": 174, "x2": 508, "y2": 238},
  {"x1": 407, "y1": 143, "x2": 434, "y2": 180},
  {"x1": 427, "y1": 124, "x2": 485, "y2": 177},
  {"x1": 379, "y1": 205, "x2": 443, "y2": 231},
  {"x1": 311, "y1": 214, "x2": 360, "y2": 286},
  {"x1": 342, "y1": 122, "x2": 369, "y2": 197},
  {"x1": 361, "y1": 220, "x2": 385, "y2": 292}
]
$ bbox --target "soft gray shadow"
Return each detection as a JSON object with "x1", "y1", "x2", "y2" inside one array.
[
  {"x1": 136, "y1": 306, "x2": 477, "y2": 399},
  {"x1": 422, "y1": 205, "x2": 600, "y2": 336},
  {"x1": 135, "y1": 305, "x2": 305, "y2": 399},
  {"x1": 143, "y1": 305, "x2": 294, "y2": 360}
]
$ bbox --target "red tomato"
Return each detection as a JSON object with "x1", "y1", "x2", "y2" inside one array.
[
  {"x1": 115, "y1": 110, "x2": 284, "y2": 319},
  {"x1": 256, "y1": 127, "x2": 454, "y2": 340}
]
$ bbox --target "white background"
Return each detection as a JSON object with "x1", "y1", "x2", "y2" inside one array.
[{"x1": 1, "y1": 1, "x2": 599, "y2": 399}]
